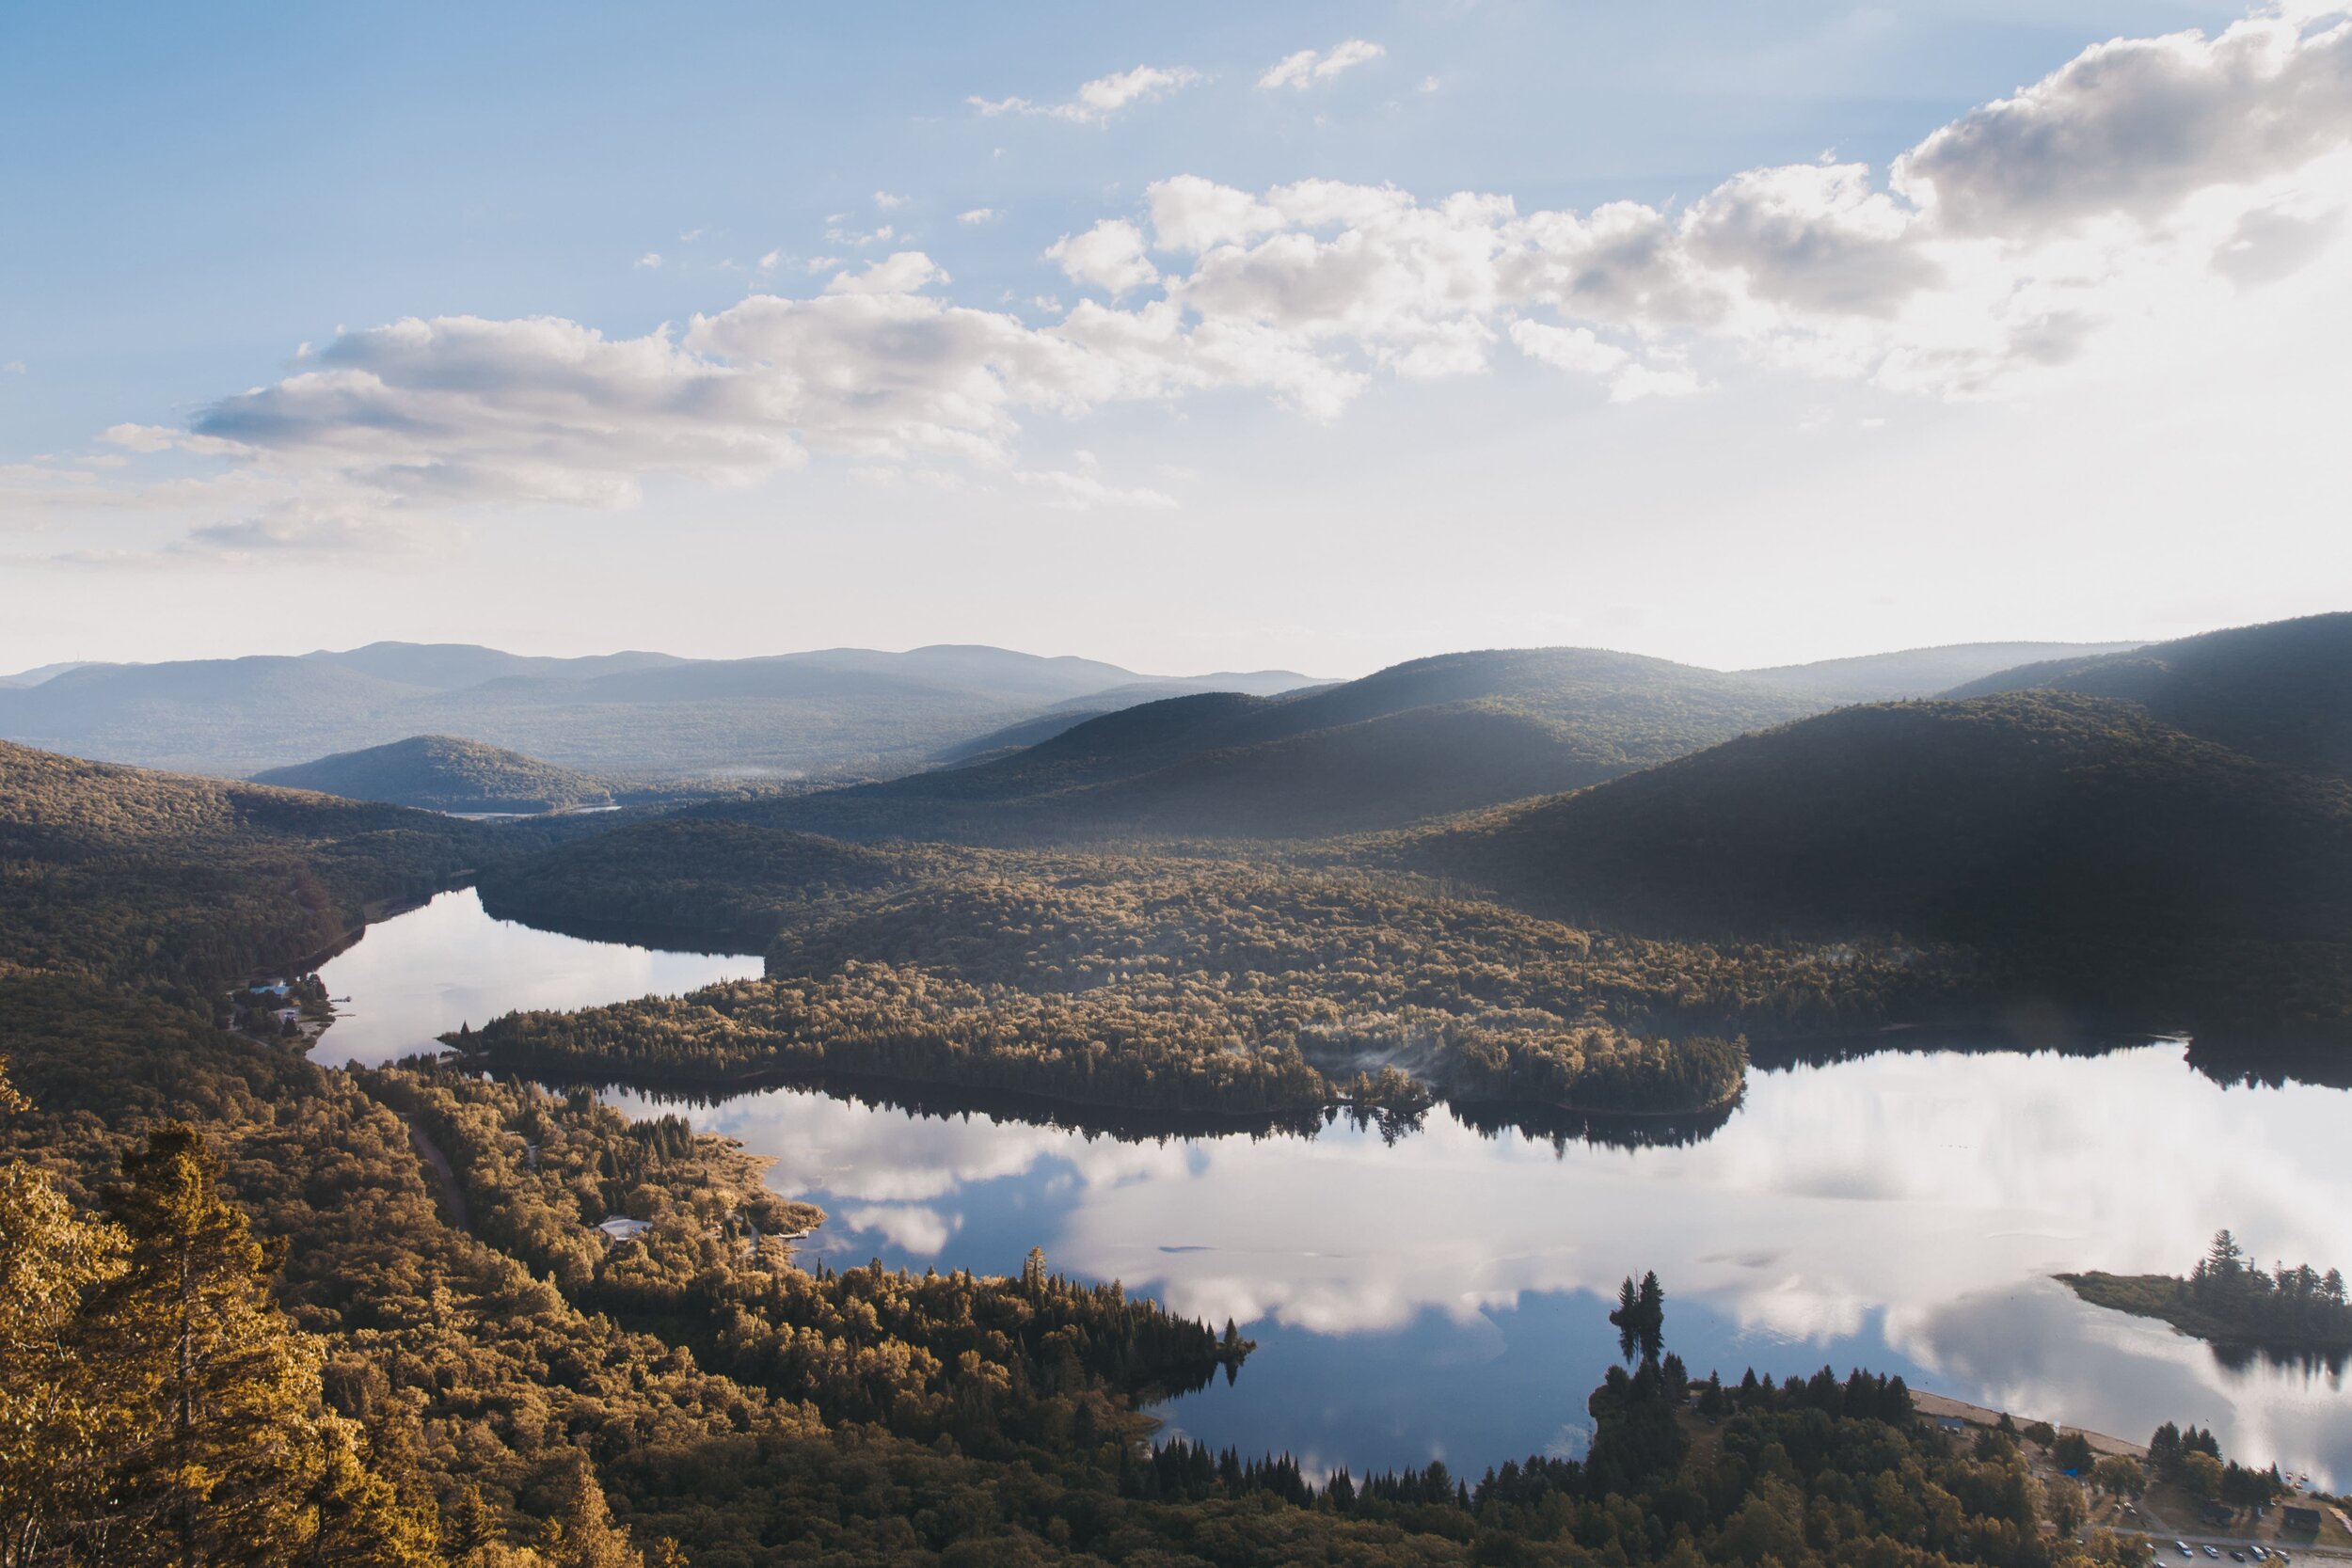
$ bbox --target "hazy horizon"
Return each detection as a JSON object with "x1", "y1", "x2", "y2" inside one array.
[{"x1": 0, "y1": 626, "x2": 2169, "y2": 689}]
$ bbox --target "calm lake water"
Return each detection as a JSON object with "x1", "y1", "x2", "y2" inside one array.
[
  {"x1": 322, "y1": 889, "x2": 2352, "y2": 1488},
  {"x1": 310, "y1": 888, "x2": 764, "y2": 1068}
]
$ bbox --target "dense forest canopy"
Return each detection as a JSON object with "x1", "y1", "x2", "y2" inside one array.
[
  {"x1": 8, "y1": 732, "x2": 2278, "y2": 1566},
  {"x1": 471, "y1": 826, "x2": 1980, "y2": 1117}
]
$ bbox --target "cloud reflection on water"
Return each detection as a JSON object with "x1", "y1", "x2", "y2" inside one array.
[{"x1": 612, "y1": 1042, "x2": 2352, "y2": 1485}]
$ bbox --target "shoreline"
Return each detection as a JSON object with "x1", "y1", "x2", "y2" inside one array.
[
  {"x1": 451, "y1": 1045, "x2": 1748, "y2": 1133},
  {"x1": 1909, "y1": 1388, "x2": 2148, "y2": 1458}
]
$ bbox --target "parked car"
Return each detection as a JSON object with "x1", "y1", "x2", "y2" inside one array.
[{"x1": 2205, "y1": 1548, "x2": 2221, "y2": 1560}]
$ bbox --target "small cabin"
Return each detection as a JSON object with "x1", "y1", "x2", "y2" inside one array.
[
  {"x1": 2200, "y1": 1503, "x2": 2235, "y2": 1529},
  {"x1": 2280, "y1": 1506, "x2": 2320, "y2": 1534},
  {"x1": 596, "y1": 1216, "x2": 652, "y2": 1244}
]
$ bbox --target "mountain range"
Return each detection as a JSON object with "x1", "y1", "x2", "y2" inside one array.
[
  {"x1": 0, "y1": 641, "x2": 1320, "y2": 779},
  {"x1": 560, "y1": 639, "x2": 2122, "y2": 842}
]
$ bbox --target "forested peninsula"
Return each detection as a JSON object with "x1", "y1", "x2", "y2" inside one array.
[
  {"x1": 2061, "y1": 1230, "x2": 2352, "y2": 1363},
  {"x1": 465, "y1": 825, "x2": 1974, "y2": 1120}
]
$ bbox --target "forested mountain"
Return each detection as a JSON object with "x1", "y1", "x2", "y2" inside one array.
[
  {"x1": 1420, "y1": 691, "x2": 2352, "y2": 1034},
  {"x1": 0, "y1": 641, "x2": 1319, "y2": 779},
  {"x1": 743, "y1": 647, "x2": 1828, "y2": 843},
  {"x1": 252, "y1": 735, "x2": 617, "y2": 814},
  {"x1": 0, "y1": 739, "x2": 497, "y2": 989},
  {"x1": 1730, "y1": 641, "x2": 2142, "y2": 704},
  {"x1": 0, "y1": 658, "x2": 94, "y2": 687},
  {"x1": 1946, "y1": 611, "x2": 2352, "y2": 780}
]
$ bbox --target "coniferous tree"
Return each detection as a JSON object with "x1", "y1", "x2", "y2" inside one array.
[
  {"x1": 0, "y1": 1062, "x2": 130, "y2": 1568},
  {"x1": 89, "y1": 1123, "x2": 441, "y2": 1568}
]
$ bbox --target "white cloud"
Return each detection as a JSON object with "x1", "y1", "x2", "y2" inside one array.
[
  {"x1": 1147, "y1": 174, "x2": 1285, "y2": 253},
  {"x1": 872, "y1": 190, "x2": 905, "y2": 210},
  {"x1": 1045, "y1": 219, "x2": 1159, "y2": 297},
  {"x1": 71, "y1": 8, "x2": 2352, "y2": 546},
  {"x1": 1259, "y1": 40, "x2": 1385, "y2": 91},
  {"x1": 969, "y1": 64, "x2": 1200, "y2": 124},
  {"x1": 1894, "y1": 16, "x2": 2352, "y2": 238},
  {"x1": 633, "y1": 252, "x2": 662, "y2": 269},
  {"x1": 958, "y1": 208, "x2": 997, "y2": 225},
  {"x1": 1, "y1": 360, "x2": 24, "y2": 374},
  {"x1": 1019, "y1": 466, "x2": 1178, "y2": 511},
  {"x1": 821, "y1": 251, "x2": 950, "y2": 295},
  {"x1": 824, "y1": 224, "x2": 895, "y2": 247},
  {"x1": 102, "y1": 422, "x2": 183, "y2": 453}
]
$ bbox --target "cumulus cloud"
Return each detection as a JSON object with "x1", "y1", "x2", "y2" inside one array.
[
  {"x1": 958, "y1": 208, "x2": 996, "y2": 225},
  {"x1": 67, "y1": 7, "x2": 2352, "y2": 543},
  {"x1": 822, "y1": 251, "x2": 950, "y2": 295},
  {"x1": 969, "y1": 64, "x2": 1200, "y2": 124},
  {"x1": 633, "y1": 252, "x2": 662, "y2": 269},
  {"x1": 1894, "y1": 17, "x2": 2352, "y2": 237},
  {"x1": 1259, "y1": 40, "x2": 1385, "y2": 91},
  {"x1": 1045, "y1": 219, "x2": 1159, "y2": 296}
]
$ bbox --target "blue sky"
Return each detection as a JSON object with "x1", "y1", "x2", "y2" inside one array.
[{"x1": 4, "y1": 0, "x2": 2344, "y2": 676}]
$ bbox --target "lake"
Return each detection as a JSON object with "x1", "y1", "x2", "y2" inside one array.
[
  {"x1": 318, "y1": 888, "x2": 2352, "y2": 1488},
  {"x1": 310, "y1": 887, "x2": 765, "y2": 1068}
]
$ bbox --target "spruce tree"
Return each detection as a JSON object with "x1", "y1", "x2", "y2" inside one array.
[
  {"x1": 0, "y1": 1060, "x2": 131, "y2": 1568},
  {"x1": 89, "y1": 1123, "x2": 442, "y2": 1568}
]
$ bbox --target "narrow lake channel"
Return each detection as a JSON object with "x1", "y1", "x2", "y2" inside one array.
[{"x1": 314, "y1": 888, "x2": 2352, "y2": 1488}]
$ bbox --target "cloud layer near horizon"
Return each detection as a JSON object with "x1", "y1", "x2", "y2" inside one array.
[{"x1": 21, "y1": 7, "x2": 2352, "y2": 557}]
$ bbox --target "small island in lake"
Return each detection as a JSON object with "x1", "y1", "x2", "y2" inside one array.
[{"x1": 2059, "y1": 1229, "x2": 2351, "y2": 1360}]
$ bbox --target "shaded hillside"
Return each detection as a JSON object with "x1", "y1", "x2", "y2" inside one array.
[
  {"x1": 1947, "y1": 611, "x2": 2352, "y2": 780},
  {"x1": 0, "y1": 739, "x2": 496, "y2": 989},
  {"x1": 1418, "y1": 693, "x2": 2352, "y2": 1033},
  {"x1": 477, "y1": 816, "x2": 911, "y2": 950},
  {"x1": 1732, "y1": 641, "x2": 2142, "y2": 704},
  {"x1": 252, "y1": 734, "x2": 616, "y2": 813},
  {"x1": 749, "y1": 647, "x2": 1827, "y2": 843},
  {"x1": 0, "y1": 640, "x2": 1317, "y2": 778}
]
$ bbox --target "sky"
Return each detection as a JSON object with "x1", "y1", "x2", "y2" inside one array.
[{"x1": 4, "y1": 0, "x2": 2349, "y2": 679}]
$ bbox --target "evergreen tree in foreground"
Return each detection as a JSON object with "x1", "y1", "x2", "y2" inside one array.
[{"x1": 0, "y1": 1061, "x2": 442, "y2": 1568}]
